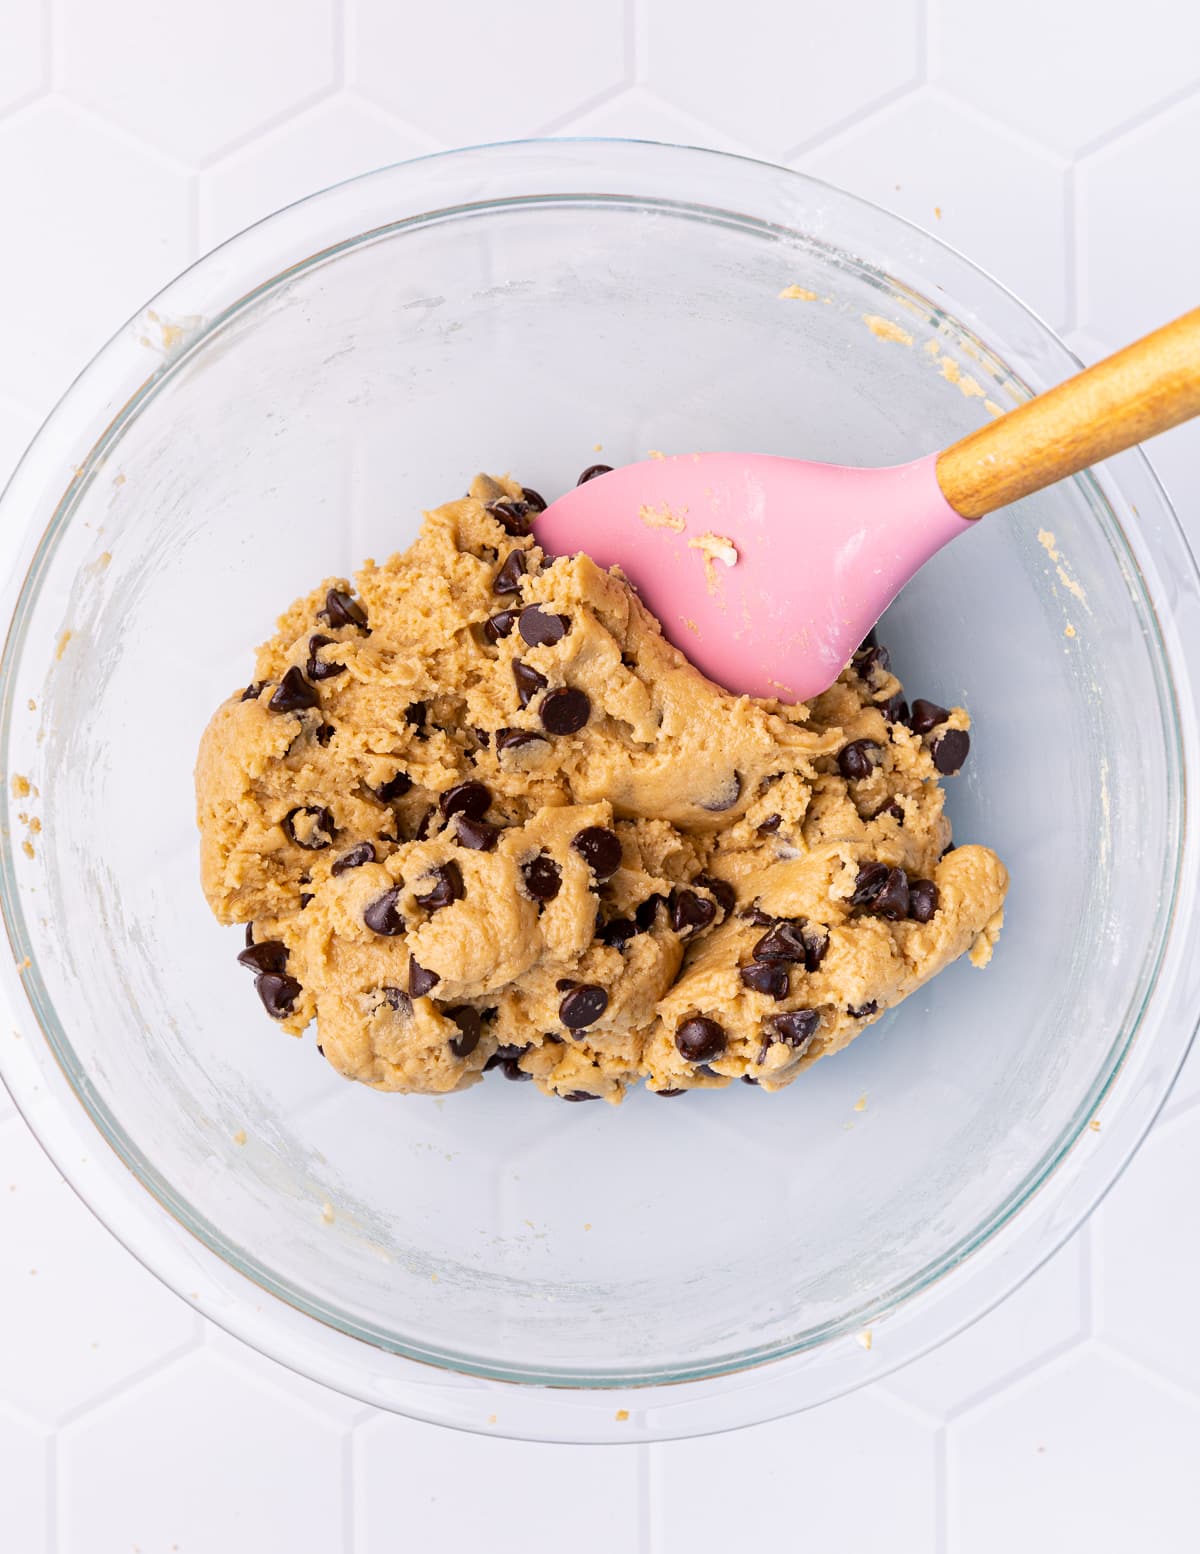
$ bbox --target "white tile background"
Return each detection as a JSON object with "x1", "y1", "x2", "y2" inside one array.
[{"x1": 1, "y1": 2, "x2": 1199, "y2": 1550}]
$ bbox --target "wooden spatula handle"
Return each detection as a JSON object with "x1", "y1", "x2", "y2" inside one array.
[{"x1": 935, "y1": 307, "x2": 1200, "y2": 520}]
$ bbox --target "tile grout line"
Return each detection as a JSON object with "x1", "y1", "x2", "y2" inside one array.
[
  {"x1": 931, "y1": 1423, "x2": 949, "y2": 1554},
  {"x1": 1062, "y1": 162, "x2": 1079, "y2": 336},
  {"x1": 645, "y1": 1442, "x2": 664, "y2": 1554},
  {"x1": 185, "y1": 173, "x2": 202, "y2": 264},
  {"x1": 624, "y1": 0, "x2": 640, "y2": 84},
  {"x1": 45, "y1": 1428, "x2": 58, "y2": 1554},
  {"x1": 635, "y1": 1441, "x2": 653, "y2": 1554},
  {"x1": 1073, "y1": 78, "x2": 1200, "y2": 161},
  {"x1": 783, "y1": 75, "x2": 919, "y2": 161},
  {"x1": 330, "y1": 0, "x2": 347, "y2": 91},
  {"x1": 1071, "y1": 158, "x2": 1089, "y2": 335},
  {"x1": 342, "y1": 1421, "x2": 357, "y2": 1554},
  {"x1": 915, "y1": 0, "x2": 931, "y2": 84},
  {"x1": 190, "y1": 80, "x2": 341, "y2": 173},
  {"x1": 532, "y1": 79, "x2": 630, "y2": 138},
  {"x1": 41, "y1": 0, "x2": 55, "y2": 91},
  {"x1": 1078, "y1": 1220, "x2": 1095, "y2": 1338}
]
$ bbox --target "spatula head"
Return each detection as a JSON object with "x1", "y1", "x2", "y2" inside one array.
[{"x1": 534, "y1": 451, "x2": 973, "y2": 701}]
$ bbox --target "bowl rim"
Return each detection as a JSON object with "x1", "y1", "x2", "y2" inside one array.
[{"x1": 0, "y1": 135, "x2": 1197, "y2": 1441}]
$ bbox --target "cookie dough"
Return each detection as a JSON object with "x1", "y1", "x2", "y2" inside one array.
[{"x1": 196, "y1": 474, "x2": 1007, "y2": 1103}]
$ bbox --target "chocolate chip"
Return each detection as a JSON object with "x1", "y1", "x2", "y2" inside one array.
[
  {"x1": 909, "y1": 698, "x2": 950, "y2": 736},
  {"x1": 283, "y1": 806, "x2": 335, "y2": 850},
  {"x1": 675, "y1": 1016, "x2": 726, "y2": 1062},
  {"x1": 672, "y1": 890, "x2": 716, "y2": 934},
  {"x1": 752, "y1": 921, "x2": 807, "y2": 962},
  {"x1": 848, "y1": 1001, "x2": 878, "y2": 1018},
  {"x1": 868, "y1": 867, "x2": 910, "y2": 921},
  {"x1": 456, "y1": 816, "x2": 500, "y2": 851},
  {"x1": 405, "y1": 701, "x2": 427, "y2": 727},
  {"x1": 838, "y1": 740, "x2": 882, "y2": 781},
  {"x1": 597, "y1": 916, "x2": 637, "y2": 948},
  {"x1": 331, "y1": 841, "x2": 375, "y2": 876},
  {"x1": 540, "y1": 686, "x2": 590, "y2": 734},
  {"x1": 767, "y1": 1009, "x2": 820, "y2": 1049},
  {"x1": 439, "y1": 781, "x2": 490, "y2": 820},
  {"x1": 556, "y1": 977, "x2": 578, "y2": 992},
  {"x1": 496, "y1": 727, "x2": 549, "y2": 754},
  {"x1": 742, "y1": 905, "x2": 776, "y2": 927},
  {"x1": 485, "y1": 499, "x2": 535, "y2": 537},
  {"x1": 931, "y1": 728, "x2": 970, "y2": 775},
  {"x1": 315, "y1": 723, "x2": 335, "y2": 746},
  {"x1": 562, "y1": 1090, "x2": 601, "y2": 1102},
  {"x1": 255, "y1": 972, "x2": 301, "y2": 1019},
  {"x1": 560, "y1": 984, "x2": 609, "y2": 1029},
  {"x1": 853, "y1": 643, "x2": 891, "y2": 690},
  {"x1": 873, "y1": 798, "x2": 905, "y2": 825},
  {"x1": 512, "y1": 660, "x2": 548, "y2": 707},
  {"x1": 374, "y1": 771, "x2": 412, "y2": 803},
  {"x1": 299, "y1": 892, "x2": 314, "y2": 909},
  {"x1": 882, "y1": 694, "x2": 910, "y2": 726},
  {"x1": 521, "y1": 853, "x2": 562, "y2": 901},
  {"x1": 500, "y1": 1058, "x2": 532, "y2": 1081},
  {"x1": 654, "y1": 1088, "x2": 686, "y2": 1097},
  {"x1": 237, "y1": 940, "x2": 288, "y2": 974},
  {"x1": 483, "y1": 610, "x2": 518, "y2": 643},
  {"x1": 493, "y1": 550, "x2": 526, "y2": 594},
  {"x1": 571, "y1": 826, "x2": 622, "y2": 881},
  {"x1": 908, "y1": 878, "x2": 940, "y2": 922},
  {"x1": 473, "y1": 727, "x2": 491, "y2": 748},
  {"x1": 414, "y1": 808, "x2": 435, "y2": 840},
  {"x1": 446, "y1": 1006, "x2": 481, "y2": 1058},
  {"x1": 269, "y1": 666, "x2": 319, "y2": 714},
  {"x1": 518, "y1": 606, "x2": 569, "y2": 646},
  {"x1": 383, "y1": 986, "x2": 412, "y2": 1015},
  {"x1": 858, "y1": 627, "x2": 879, "y2": 653},
  {"x1": 700, "y1": 771, "x2": 742, "y2": 811},
  {"x1": 851, "y1": 861, "x2": 890, "y2": 907},
  {"x1": 415, "y1": 861, "x2": 463, "y2": 913},
  {"x1": 520, "y1": 487, "x2": 547, "y2": 512},
  {"x1": 757, "y1": 813, "x2": 782, "y2": 834},
  {"x1": 305, "y1": 634, "x2": 345, "y2": 681},
  {"x1": 740, "y1": 962, "x2": 789, "y2": 1000},
  {"x1": 696, "y1": 874, "x2": 736, "y2": 915},
  {"x1": 320, "y1": 588, "x2": 368, "y2": 632},
  {"x1": 577, "y1": 464, "x2": 612, "y2": 484},
  {"x1": 244, "y1": 924, "x2": 256, "y2": 948},
  {"x1": 364, "y1": 888, "x2": 405, "y2": 936},
  {"x1": 801, "y1": 922, "x2": 830, "y2": 972},
  {"x1": 241, "y1": 682, "x2": 263, "y2": 702},
  {"x1": 634, "y1": 893, "x2": 667, "y2": 930},
  {"x1": 741, "y1": 1075, "x2": 760, "y2": 1086},
  {"x1": 487, "y1": 1044, "x2": 527, "y2": 1067},
  {"x1": 409, "y1": 957, "x2": 440, "y2": 998}
]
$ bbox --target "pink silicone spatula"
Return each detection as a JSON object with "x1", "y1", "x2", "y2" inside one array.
[{"x1": 536, "y1": 308, "x2": 1200, "y2": 701}]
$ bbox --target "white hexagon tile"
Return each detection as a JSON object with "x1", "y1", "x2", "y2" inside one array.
[{"x1": 1, "y1": 3, "x2": 1199, "y2": 1550}]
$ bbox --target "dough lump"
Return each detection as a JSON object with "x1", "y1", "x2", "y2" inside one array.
[{"x1": 196, "y1": 475, "x2": 1008, "y2": 1102}]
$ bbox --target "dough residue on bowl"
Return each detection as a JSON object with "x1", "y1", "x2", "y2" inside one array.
[{"x1": 195, "y1": 475, "x2": 1007, "y2": 1103}]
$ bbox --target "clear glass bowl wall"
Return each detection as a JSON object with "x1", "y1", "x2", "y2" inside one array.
[{"x1": 0, "y1": 142, "x2": 1196, "y2": 1436}]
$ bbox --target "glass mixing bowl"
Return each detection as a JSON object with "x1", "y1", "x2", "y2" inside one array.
[{"x1": 1, "y1": 140, "x2": 1197, "y2": 1443}]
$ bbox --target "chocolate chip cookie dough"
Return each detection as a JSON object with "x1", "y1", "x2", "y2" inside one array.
[{"x1": 196, "y1": 474, "x2": 1007, "y2": 1103}]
